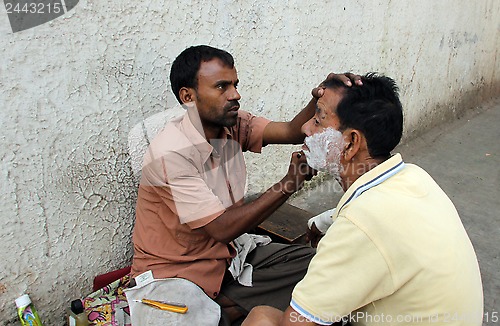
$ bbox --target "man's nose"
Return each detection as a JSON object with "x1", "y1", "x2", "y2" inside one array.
[
  {"x1": 229, "y1": 87, "x2": 241, "y2": 101},
  {"x1": 301, "y1": 119, "x2": 312, "y2": 136}
]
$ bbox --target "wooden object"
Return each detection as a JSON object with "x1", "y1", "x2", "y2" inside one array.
[{"x1": 257, "y1": 203, "x2": 314, "y2": 244}]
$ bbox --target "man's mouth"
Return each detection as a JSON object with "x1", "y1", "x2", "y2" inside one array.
[
  {"x1": 226, "y1": 101, "x2": 240, "y2": 112},
  {"x1": 226, "y1": 104, "x2": 240, "y2": 116}
]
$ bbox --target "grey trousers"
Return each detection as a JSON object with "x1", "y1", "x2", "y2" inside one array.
[{"x1": 220, "y1": 242, "x2": 316, "y2": 312}]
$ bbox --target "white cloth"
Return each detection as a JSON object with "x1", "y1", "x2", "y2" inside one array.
[
  {"x1": 124, "y1": 278, "x2": 221, "y2": 326},
  {"x1": 228, "y1": 233, "x2": 272, "y2": 286},
  {"x1": 307, "y1": 208, "x2": 336, "y2": 234}
]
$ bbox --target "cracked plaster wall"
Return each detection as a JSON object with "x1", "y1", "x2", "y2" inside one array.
[{"x1": 0, "y1": 0, "x2": 498, "y2": 324}]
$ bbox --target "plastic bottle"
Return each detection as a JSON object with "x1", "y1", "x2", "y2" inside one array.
[
  {"x1": 67, "y1": 299, "x2": 89, "y2": 326},
  {"x1": 15, "y1": 294, "x2": 44, "y2": 326}
]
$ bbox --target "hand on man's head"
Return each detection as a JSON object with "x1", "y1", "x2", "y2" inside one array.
[{"x1": 311, "y1": 72, "x2": 363, "y2": 99}]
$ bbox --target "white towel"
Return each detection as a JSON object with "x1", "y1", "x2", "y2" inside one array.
[
  {"x1": 307, "y1": 208, "x2": 336, "y2": 234},
  {"x1": 228, "y1": 233, "x2": 272, "y2": 286},
  {"x1": 124, "y1": 278, "x2": 220, "y2": 326}
]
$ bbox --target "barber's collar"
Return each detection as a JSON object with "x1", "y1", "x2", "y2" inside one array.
[
  {"x1": 181, "y1": 110, "x2": 233, "y2": 163},
  {"x1": 334, "y1": 153, "x2": 405, "y2": 217}
]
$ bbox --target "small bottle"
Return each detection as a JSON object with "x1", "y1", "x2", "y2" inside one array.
[
  {"x1": 15, "y1": 294, "x2": 44, "y2": 326},
  {"x1": 67, "y1": 299, "x2": 89, "y2": 326}
]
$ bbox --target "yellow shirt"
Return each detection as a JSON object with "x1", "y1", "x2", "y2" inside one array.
[{"x1": 292, "y1": 154, "x2": 483, "y2": 325}]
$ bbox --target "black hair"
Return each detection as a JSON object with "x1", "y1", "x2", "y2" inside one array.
[
  {"x1": 169, "y1": 45, "x2": 235, "y2": 104},
  {"x1": 324, "y1": 73, "x2": 403, "y2": 159}
]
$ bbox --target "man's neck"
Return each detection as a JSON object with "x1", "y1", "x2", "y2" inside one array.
[
  {"x1": 203, "y1": 124, "x2": 224, "y2": 141},
  {"x1": 341, "y1": 156, "x2": 386, "y2": 191},
  {"x1": 186, "y1": 108, "x2": 224, "y2": 141}
]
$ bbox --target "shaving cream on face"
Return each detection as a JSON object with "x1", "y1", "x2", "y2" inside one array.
[{"x1": 303, "y1": 127, "x2": 346, "y2": 177}]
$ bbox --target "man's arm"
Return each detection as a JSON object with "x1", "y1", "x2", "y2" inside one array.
[
  {"x1": 262, "y1": 97, "x2": 317, "y2": 146},
  {"x1": 201, "y1": 151, "x2": 315, "y2": 243},
  {"x1": 262, "y1": 73, "x2": 363, "y2": 146}
]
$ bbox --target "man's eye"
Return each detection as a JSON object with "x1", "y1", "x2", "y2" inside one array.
[
  {"x1": 216, "y1": 84, "x2": 224, "y2": 89},
  {"x1": 314, "y1": 119, "x2": 320, "y2": 125}
]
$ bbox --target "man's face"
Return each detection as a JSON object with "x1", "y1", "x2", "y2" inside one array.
[
  {"x1": 192, "y1": 58, "x2": 241, "y2": 130},
  {"x1": 301, "y1": 88, "x2": 347, "y2": 176}
]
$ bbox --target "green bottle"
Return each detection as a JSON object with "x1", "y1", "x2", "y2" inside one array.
[{"x1": 15, "y1": 294, "x2": 43, "y2": 326}]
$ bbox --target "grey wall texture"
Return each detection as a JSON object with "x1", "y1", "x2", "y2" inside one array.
[{"x1": 0, "y1": 0, "x2": 498, "y2": 324}]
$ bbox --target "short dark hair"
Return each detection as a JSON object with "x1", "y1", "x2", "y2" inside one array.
[
  {"x1": 324, "y1": 73, "x2": 403, "y2": 158},
  {"x1": 169, "y1": 45, "x2": 235, "y2": 104}
]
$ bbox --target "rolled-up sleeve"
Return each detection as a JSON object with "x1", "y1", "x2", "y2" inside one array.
[{"x1": 235, "y1": 110, "x2": 271, "y2": 153}]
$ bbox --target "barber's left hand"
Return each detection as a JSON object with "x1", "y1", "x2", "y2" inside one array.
[{"x1": 311, "y1": 72, "x2": 363, "y2": 99}]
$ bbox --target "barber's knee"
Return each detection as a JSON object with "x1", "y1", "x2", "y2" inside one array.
[{"x1": 242, "y1": 305, "x2": 283, "y2": 326}]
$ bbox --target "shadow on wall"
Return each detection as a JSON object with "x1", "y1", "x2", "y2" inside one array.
[{"x1": 402, "y1": 79, "x2": 500, "y2": 142}]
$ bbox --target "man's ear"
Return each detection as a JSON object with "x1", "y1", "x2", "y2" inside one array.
[
  {"x1": 343, "y1": 129, "x2": 363, "y2": 161},
  {"x1": 179, "y1": 87, "x2": 195, "y2": 104}
]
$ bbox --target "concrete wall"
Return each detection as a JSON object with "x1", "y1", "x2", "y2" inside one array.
[{"x1": 0, "y1": 0, "x2": 498, "y2": 324}]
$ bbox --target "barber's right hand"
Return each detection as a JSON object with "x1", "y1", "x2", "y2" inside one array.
[{"x1": 280, "y1": 151, "x2": 317, "y2": 195}]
